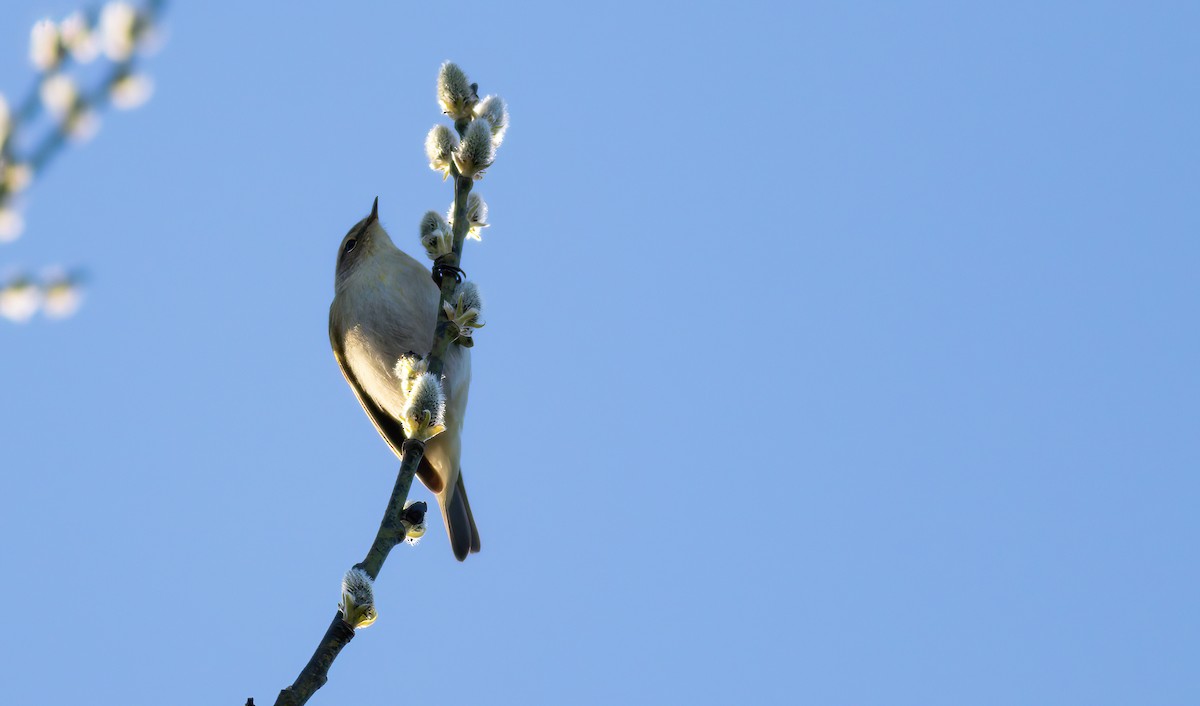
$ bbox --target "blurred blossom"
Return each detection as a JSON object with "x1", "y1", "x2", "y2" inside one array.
[
  {"x1": 30, "y1": 20, "x2": 62, "y2": 72},
  {"x1": 66, "y1": 109, "x2": 100, "y2": 143},
  {"x1": 134, "y1": 20, "x2": 167, "y2": 57},
  {"x1": 0, "y1": 278, "x2": 41, "y2": 323},
  {"x1": 110, "y1": 73, "x2": 153, "y2": 110},
  {"x1": 4, "y1": 163, "x2": 34, "y2": 194},
  {"x1": 1, "y1": 4, "x2": 161, "y2": 324},
  {"x1": 42, "y1": 272, "x2": 83, "y2": 319},
  {"x1": 100, "y1": 2, "x2": 138, "y2": 61},
  {"x1": 60, "y1": 11, "x2": 100, "y2": 64},
  {"x1": 40, "y1": 73, "x2": 79, "y2": 118},
  {"x1": 0, "y1": 94, "x2": 10, "y2": 139},
  {"x1": 0, "y1": 208, "x2": 24, "y2": 243}
]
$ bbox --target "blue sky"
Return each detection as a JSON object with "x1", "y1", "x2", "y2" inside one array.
[{"x1": 1, "y1": 1, "x2": 1197, "y2": 704}]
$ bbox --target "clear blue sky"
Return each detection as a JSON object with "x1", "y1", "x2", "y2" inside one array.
[{"x1": 1, "y1": 1, "x2": 1197, "y2": 704}]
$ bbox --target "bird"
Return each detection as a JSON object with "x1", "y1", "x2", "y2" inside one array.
[{"x1": 329, "y1": 197, "x2": 480, "y2": 561}]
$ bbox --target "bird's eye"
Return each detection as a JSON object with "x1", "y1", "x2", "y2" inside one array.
[{"x1": 344, "y1": 238, "x2": 357, "y2": 254}]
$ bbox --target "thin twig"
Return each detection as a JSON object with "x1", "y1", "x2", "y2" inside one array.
[
  {"x1": 361, "y1": 439, "x2": 426, "y2": 579},
  {"x1": 273, "y1": 441, "x2": 426, "y2": 706}
]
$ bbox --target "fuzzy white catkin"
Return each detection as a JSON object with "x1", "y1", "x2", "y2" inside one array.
[
  {"x1": 437, "y1": 61, "x2": 474, "y2": 119},
  {"x1": 342, "y1": 567, "x2": 375, "y2": 607},
  {"x1": 404, "y1": 372, "x2": 446, "y2": 434},
  {"x1": 453, "y1": 118, "x2": 495, "y2": 178},
  {"x1": 340, "y1": 566, "x2": 378, "y2": 628},
  {"x1": 473, "y1": 95, "x2": 508, "y2": 146},
  {"x1": 455, "y1": 281, "x2": 482, "y2": 314},
  {"x1": 419, "y1": 211, "x2": 450, "y2": 239},
  {"x1": 425, "y1": 124, "x2": 458, "y2": 174},
  {"x1": 393, "y1": 355, "x2": 429, "y2": 398},
  {"x1": 418, "y1": 211, "x2": 453, "y2": 259},
  {"x1": 464, "y1": 192, "x2": 488, "y2": 228},
  {"x1": 448, "y1": 192, "x2": 489, "y2": 240}
]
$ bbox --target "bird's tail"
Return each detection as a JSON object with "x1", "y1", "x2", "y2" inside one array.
[{"x1": 442, "y1": 470, "x2": 481, "y2": 561}]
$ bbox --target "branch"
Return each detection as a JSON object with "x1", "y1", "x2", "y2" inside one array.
[
  {"x1": 429, "y1": 168, "x2": 476, "y2": 376},
  {"x1": 273, "y1": 442, "x2": 427, "y2": 706},
  {"x1": 1, "y1": 1, "x2": 168, "y2": 285},
  {"x1": 361, "y1": 440, "x2": 426, "y2": 579},
  {"x1": 2, "y1": 0, "x2": 167, "y2": 190},
  {"x1": 263, "y1": 62, "x2": 502, "y2": 705},
  {"x1": 272, "y1": 614, "x2": 356, "y2": 706}
]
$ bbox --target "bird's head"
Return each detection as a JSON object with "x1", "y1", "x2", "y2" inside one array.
[{"x1": 335, "y1": 197, "x2": 393, "y2": 288}]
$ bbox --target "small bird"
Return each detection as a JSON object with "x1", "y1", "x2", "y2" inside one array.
[{"x1": 329, "y1": 198, "x2": 480, "y2": 561}]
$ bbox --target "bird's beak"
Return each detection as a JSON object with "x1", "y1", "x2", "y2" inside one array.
[{"x1": 367, "y1": 196, "x2": 379, "y2": 225}]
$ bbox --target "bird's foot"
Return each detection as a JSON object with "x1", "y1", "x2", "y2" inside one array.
[{"x1": 432, "y1": 259, "x2": 465, "y2": 287}]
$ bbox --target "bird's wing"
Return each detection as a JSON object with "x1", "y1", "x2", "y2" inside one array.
[{"x1": 329, "y1": 316, "x2": 445, "y2": 494}]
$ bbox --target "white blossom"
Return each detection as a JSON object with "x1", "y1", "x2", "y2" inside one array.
[
  {"x1": 0, "y1": 208, "x2": 24, "y2": 243},
  {"x1": 3, "y1": 163, "x2": 33, "y2": 194},
  {"x1": 0, "y1": 278, "x2": 41, "y2": 323},
  {"x1": 100, "y1": 2, "x2": 138, "y2": 61},
  {"x1": 110, "y1": 73, "x2": 154, "y2": 110},
  {"x1": 0, "y1": 95, "x2": 10, "y2": 140},
  {"x1": 30, "y1": 20, "x2": 62, "y2": 71},
  {"x1": 60, "y1": 12, "x2": 99, "y2": 63},
  {"x1": 66, "y1": 109, "x2": 100, "y2": 143},
  {"x1": 40, "y1": 74, "x2": 78, "y2": 118},
  {"x1": 42, "y1": 270, "x2": 83, "y2": 319}
]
